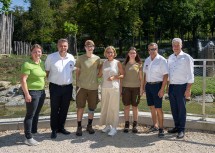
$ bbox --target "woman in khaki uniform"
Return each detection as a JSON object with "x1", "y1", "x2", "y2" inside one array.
[{"x1": 121, "y1": 47, "x2": 143, "y2": 133}]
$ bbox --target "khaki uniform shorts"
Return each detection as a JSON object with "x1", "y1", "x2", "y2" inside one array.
[
  {"x1": 76, "y1": 87, "x2": 98, "y2": 109},
  {"x1": 122, "y1": 87, "x2": 140, "y2": 106}
]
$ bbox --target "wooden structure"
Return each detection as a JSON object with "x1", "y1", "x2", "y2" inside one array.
[{"x1": 0, "y1": 13, "x2": 13, "y2": 54}]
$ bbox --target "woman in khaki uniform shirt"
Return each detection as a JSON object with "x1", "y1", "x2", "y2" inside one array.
[{"x1": 121, "y1": 47, "x2": 143, "y2": 133}]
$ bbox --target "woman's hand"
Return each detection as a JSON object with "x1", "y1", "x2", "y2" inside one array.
[{"x1": 25, "y1": 94, "x2": 32, "y2": 102}]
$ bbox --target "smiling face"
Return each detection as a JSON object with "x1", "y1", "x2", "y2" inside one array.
[
  {"x1": 128, "y1": 49, "x2": 137, "y2": 60},
  {"x1": 172, "y1": 41, "x2": 182, "y2": 55},
  {"x1": 85, "y1": 45, "x2": 95, "y2": 53},
  {"x1": 31, "y1": 47, "x2": 42, "y2": 62},
  {"x1": 105, "y1": 48, "x2": 115, "y2": 60},
  {"x1": 148, "y1": 44, "x2": 158, "y2": 59},
  {"x1": 58, "y1": 41, "x2": 68, "y2": 55}
]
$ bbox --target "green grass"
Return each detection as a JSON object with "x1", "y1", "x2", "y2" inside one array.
[
  {"x1": 0, "y1": 55, "x2": 215, "y2": 118},
  {"x1": 1, "y1": 97, "x2": 215, "y2": 118},
  {"x1": 0, "y1": 55, "x2": 215, "y2": 97}
]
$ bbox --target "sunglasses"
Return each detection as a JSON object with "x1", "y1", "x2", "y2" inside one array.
[{"x1": 149, "y1": 48, "x2": 157, "y2": 51}]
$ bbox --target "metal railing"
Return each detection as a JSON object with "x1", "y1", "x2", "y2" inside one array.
[{"x1": 193, "y1": 59, "x2": 215, "y2": 120}]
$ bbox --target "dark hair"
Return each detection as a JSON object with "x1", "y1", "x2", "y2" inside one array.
[{"x1": 124, "y1": 47, "x2": 141, "y2": 65}]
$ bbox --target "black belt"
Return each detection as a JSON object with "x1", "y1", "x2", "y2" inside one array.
[
  {"x1": 170, "y1": 83, "x2": 186, "y2": 86},
  {"x1": 50, "y1": 82, "x2": 72, "y2": 87},
  {"x1": 147, "y1": 81, "x2": 162, "y2": 84}
]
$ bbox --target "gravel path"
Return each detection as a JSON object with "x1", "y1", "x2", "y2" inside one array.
[{"x1": 0, "y1": 125, "x2": 215, "y2": 153}]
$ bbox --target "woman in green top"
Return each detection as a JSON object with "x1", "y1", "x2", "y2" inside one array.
[
  {"x1": 121, "y1": 47, "x2": 143, "y2": 133},
  {"x1": 21, "y1": 44, "x2": 46, "y2": 146}
]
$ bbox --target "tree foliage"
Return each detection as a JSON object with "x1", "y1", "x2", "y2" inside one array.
[{"x1": 10, "y1": 0, "x2": 215, "y2": 54}]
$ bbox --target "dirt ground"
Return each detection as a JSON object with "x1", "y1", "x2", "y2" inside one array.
[{"x1": 0, "y1": 125, "x2": 215, "y2": 153}]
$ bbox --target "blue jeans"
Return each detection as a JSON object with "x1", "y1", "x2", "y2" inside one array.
[
  {"x1": 168, "y1": 84, "x2": 187, "y2": 132},
  {"x1": 24, "y1": 90, "x2": 45, "y2": 139}
]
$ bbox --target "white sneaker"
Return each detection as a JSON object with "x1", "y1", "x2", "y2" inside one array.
[
  {"x1": 108, "y1": 128, "x2": 117, "y2": 136},
  {"x1": 24, "y1": 138, "x2": 39, "y2": 146},
  {"x1": 102, "y1": 125, "x2": 112, "y2": 133}
]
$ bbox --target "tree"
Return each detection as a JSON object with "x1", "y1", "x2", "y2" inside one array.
[
  {"x1": 64, "y1": 21, "x2": 78, "y2": 55},
  {"x1": 27, "y1": 0, "x2": 55, "y2": 43},
  {"x1": 0, "y1": 0, "x2": 11, "y2": 13}
]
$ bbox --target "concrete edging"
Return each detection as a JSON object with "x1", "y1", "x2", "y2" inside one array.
[{"x1": 0, "y1": 112, "x2": 215, "y2": 132}]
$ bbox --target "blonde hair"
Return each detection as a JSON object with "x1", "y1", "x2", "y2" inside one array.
[
  {"x1": 85, "y1": 40, "x2": 95, "y2": 46},
  {"x1": 31, "y1": 44, "x2": 43, "y2": 52},
  {"x1": 104, "y1": 46, "x2": 117, "y2": 58}
]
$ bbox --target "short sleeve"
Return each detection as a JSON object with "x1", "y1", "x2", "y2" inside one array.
[
  {"x1": 45, "y1": 55, "x2": 51, "y2": 71},
  {"x1": 21, "y1": 62, "x2": 30, "y2": 75}
]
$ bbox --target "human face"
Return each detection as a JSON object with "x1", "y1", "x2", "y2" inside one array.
[
  {"x1": 58, "y1": 42, "x2": 68, "y2": 55},
  {"x1": 31, "y1": 47, "x2": 42, "y2": 62},
  {"x1": 85, "y1": 45, "x2": 95, "y2": 53},
  {"x1": 148, "y1": 45, "x2": 158, "y2": 58},
  {"x1": 105, "y1": 48, "x2": 115, "y2": 60},
  {"x1": 128, "y1": 50, "x2": 137, "y2": 60},
  {"x1": 172, "y1": 42, "x2": 182, "y2": 55}
]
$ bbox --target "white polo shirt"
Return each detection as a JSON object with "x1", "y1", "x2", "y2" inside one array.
[
  {"x1": 168, "y1": 51, "x2": 194, "y2": 84},
  {"x1": 45, "y1": 52, "x2": 75, "y2": 85},
  {"x1": 143, "y1": 54, "x2": 168, "y2": 82}
]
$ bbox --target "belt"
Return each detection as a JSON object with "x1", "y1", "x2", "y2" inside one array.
[
  {"x1": 50, "y1": 82, "x2": 72, "y2": 87},
  {"x1": 170, "y1": 83, "x2": 187, "y2": 86},
  {"x1": 147, "y1": 81, "x2": 162, "y2": 84}
]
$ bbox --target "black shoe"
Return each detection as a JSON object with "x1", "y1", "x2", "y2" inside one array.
[
  {"x1": 158, "y1": 129, "x2": 164, "y2": 138},
  {"x1": 86, "y1": 125, "x2": 95, "y2": 134},
  {"x1": 58, "y1": 129, "x2": 71, "y2": 135},
  {"x1": 147, "y1": 126, "x2": 159, "y2": 133},
  {"x1": 132, "y1": 121, "x2": 138, "y2": 133},
  {"x1": 177, "y1": 131, "x2": 184, "y2": 139},
  {"x1": 123, "y1": 121, "x2": 129, "y2": 133},
  {"x1": 76, "y1": 126, "x2": 82, "y2": 136},
  {"x1": 31, "y1": 131, "x2": 37, "y2": 134},
  {"x1": 132, "y1": 127, "x2": 138, "y2": 133},
  {"x1": 168, "y1": 127, "x2": 178, "y2": 133},
  {"x1": 51, "y1": 131, "x2": 57, "y2": 139}
]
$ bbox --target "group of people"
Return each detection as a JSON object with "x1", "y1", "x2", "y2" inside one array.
[{"x1": 20, "y1": 38, "x2": 194, "y2": 146}]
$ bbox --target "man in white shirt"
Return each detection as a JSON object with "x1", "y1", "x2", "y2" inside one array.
[
  {"x1": 45, "y1": 39, "x2": 75, "y2": 139},
  {"x1": 167, "y1": 38, "x2": 194, "y2": 139},
  {"x1": 143, "y1": 43, "x2": 168, "y2": 138}
]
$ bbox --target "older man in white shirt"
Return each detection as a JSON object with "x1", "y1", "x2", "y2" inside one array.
[
  {"x1": 167, "y1": 38, "x2": 194, "y2": 139},
  {"x1": 143, "y1": 43, "x2": 168, "y2": 138}
]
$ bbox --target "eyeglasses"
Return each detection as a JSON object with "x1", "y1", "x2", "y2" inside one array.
[
  {"x1": 85, "y1": 45, "x2": 94, "y2": 48},
  {"x1": 107, "y1": 52, "x2": 114, "y2": 54},
  {"x1": 149, "y1": 48, "x2": 157, "y2": 51}
]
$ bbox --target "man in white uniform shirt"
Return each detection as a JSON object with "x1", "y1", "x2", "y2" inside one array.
[
  {"x1": 167, "y1": 38, "x2": 194, "y2": 139},
  {"x1": 143, "y1": 43, "x2": 168, "y2": 138},
  {"x1": 45, "y1": 39, "x2": 75, "y2": 139}
]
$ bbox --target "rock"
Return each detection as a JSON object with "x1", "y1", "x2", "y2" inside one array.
[
  {"x1": 193, "y1": 94, "x2": 214, "y2": 103},
  {"x1": 0, "y1": 81, "x2": 11, "y2": 89},
  {"x1": 4, "y1": 95, "x2": 25, "y2": 106}
]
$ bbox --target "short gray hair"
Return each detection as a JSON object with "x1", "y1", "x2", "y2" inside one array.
[
  {"x1": 172, "y1": 38, "x2": 182, "y2": 45},
  {"x1": 58, "y1": 38, "x2": 68, "y2": 44},
  {"x1": 148, "y1": 42, "x2": 158, "y2": 48}
]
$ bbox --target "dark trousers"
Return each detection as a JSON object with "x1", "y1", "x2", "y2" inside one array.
[
  {"x1": 49, "y1": 83, "x2": 73, "y2": 131},
  {"x1": 24, "y1": 90, "x2": 45, "y2": 139},
  {"x1": 168, "y1": 84, "x2": 187, "y2": 132}
]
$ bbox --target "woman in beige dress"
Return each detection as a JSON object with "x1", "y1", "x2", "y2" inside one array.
[{"x1": 98, "y1": 46, "x2": 124, "y2": 136}]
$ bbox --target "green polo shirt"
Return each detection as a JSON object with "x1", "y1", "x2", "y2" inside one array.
[{"x1": 21, "y1": 59, "x2": 46, "y2": 90}]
